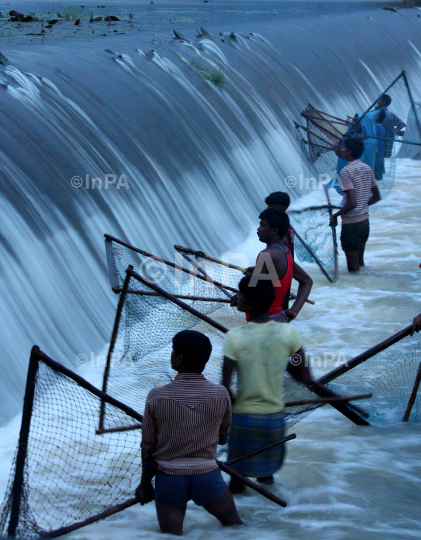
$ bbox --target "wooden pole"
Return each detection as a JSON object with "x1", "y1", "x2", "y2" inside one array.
[
  {"x1": 293, "y1": 228, "x2": 333, "y2": 283},
  {"x1": 8, "y1": 347, "x2": 40, "y2": 537},
  {"x1": 128, "y1": 267, "x2": 229, "y2": 334},
  {"x1": 402, "y1": 70, "x2": 421, "y2": 143},
  {"x1": 216, "y1": 461, "x2": 287, "y2": 508},
  {"x1": 115, "y1": 289, "x2": 232, "y2": 303},
  {"x1": 176, "y1": 250, "x2": 233, "y2": 299},
  {"x1": 403, "y1": 362, "x2": 421, "y2": 422},
  {"x1": 34, "y1": 348, "x2": 143, "y2": 425},
  {"x1": 318, "y1": 324, "x2": 413, "y2": 385},
  {"x1": 324, "y1": 186, "x2": 339, "y2": 281},
  {"x1": 307, "y1": 382, "x2": 369, "y2": 423},
  {"x1": 40, "y1": 497, "x2": 139, "y2": 539},
  {"x1": 99, "y1": 269, "x2": 132, "y2": 431},
  {"x1": 285, "y1": 393, "x2": 372, "y2": 408},
  {"x1": 174, "y1": 244, "x2": 245, "y2": 273},
  {"x1": 225, "y1": 434, "x2": 296, "y2": 466}
]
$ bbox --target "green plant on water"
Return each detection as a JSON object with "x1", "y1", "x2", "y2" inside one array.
[
  {"x1": 63, "y1": 7, "x2": 81, "y2": 21},
  {"x1": 208, "y1": 67, "x2": 225, "y2": 87},
  {"x1": 189, "y1": 60, "x2": 225, "y2": 88}
]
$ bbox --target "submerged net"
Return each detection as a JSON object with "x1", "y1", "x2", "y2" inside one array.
[
  {"x1": 328, "y1": 333, "x2": 421, "y2": 425},
  {"x1": 295, "y1": 73, "x2": 420, "y2": 199},
  {"x1": 288, "y1": 206, "x2": 338, "y2": 282},
  {"x1": 0, "y1": 351, "x2": 142, "y2": 539}
]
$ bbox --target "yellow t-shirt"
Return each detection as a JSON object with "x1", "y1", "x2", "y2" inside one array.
[{"x1": 223, "y1": 321, "x2": 303, "y2": 414}]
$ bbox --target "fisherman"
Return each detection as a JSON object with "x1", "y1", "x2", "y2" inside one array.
[
  {"x1": 374, "y1": 110, "x2": 387, "y2": 181},
  {"x1": 222, "y1": 276, "x2": 313, "y2": 492},
  {"x1": 376, "y1": 94, "x2": 406, "y2": 158},
  {"x1": 265, "y1": 192, "x2": 296, "y2": 310},
  {"x1": 136, "y1": 330, "x2": 243, "y2": 535},
  {"x1": 330, "y1": 137, "x2": 381, "y2": 272},
  {"x1": 234, "y1": 208, "x2": 311, "y2": 321},
  {"x1": 265, "y1": 191, "x2": 295, "y2": 257}
]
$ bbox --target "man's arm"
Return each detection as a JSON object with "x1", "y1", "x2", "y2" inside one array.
[
  {"x1": 287, "y1": 347, "x2": 312, "y2": 385},
  {"x1": 285, "y1": 263, "x2": 313, "y2": 321},
  {"x1": 136, "y1": 398, "x2": 157, "y2": 505},
  {"x1": 411, "y1": 313, "x2": 421, "y2": 336},
  {"x1": 330, "y1": 188, "x2": 356, "y2": 227},
  {"x1": 368, "y1": 185, "x2": 381, "y2": 206},
  {"x1": 218, "y1": 395, "x2": 232, "y2": 445},
  {"x1": 222, "y1": 356, "x2": 236, "y2": 404}
]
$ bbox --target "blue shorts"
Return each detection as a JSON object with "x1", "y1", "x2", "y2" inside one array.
[{"x1": 154, "y1": 468, "x2": 226, "y2": 508}]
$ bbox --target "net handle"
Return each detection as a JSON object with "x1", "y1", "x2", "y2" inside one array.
[
  {"x1": 318, "y1": 324, "x2": 414, "y2": 385},
  {"x1": 174, "y1": 244, "x2": 246, "y2": 273}
]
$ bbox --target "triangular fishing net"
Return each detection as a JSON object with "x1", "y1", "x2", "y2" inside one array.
[
  {"x1": 323, "y1": 332, "x2": 421, "y2": 425},
  {"x1": 295, "y1": 71, "x2": 421, "y2": 200},
  {"x1": 0, "y1": 349, "x2": 142, "y2": 539}
]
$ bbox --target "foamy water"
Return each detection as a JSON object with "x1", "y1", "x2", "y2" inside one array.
[{"x1": 1, "y1": 159, "x2": 420, "y2": 539}]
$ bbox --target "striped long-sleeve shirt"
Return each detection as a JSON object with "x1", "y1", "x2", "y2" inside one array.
[{"x1": 141, "y1": 373, "x2": 232, "y2": 475}]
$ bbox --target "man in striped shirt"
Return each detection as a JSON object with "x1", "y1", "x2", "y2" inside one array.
[
  {"x1": 330, "y1": 137, "x2": 381, "y2": 272},
  {"x1": 136, "y1": 330, "x2": 243, "y2": 535}
]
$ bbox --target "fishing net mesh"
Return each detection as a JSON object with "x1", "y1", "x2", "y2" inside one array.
[
  {"x1": 329, "y1": 333, "x2": 421, "y2": 424},
  {"x1": 295, "y1": 74, "x2": 417, "y2": 199},
  {"x1": 288, "y1": 206, "x2": 338, "y2": 281},
  {"x1": 0, "y1": 355, "x2": 142, "y2": 539}
]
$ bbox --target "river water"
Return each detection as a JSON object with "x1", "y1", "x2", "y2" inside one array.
[{"x1": 0, "y1": 1, "x2": 420, "y2": 538}]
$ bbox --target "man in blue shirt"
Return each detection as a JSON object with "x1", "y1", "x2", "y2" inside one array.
[{"x1": 376, "y1": 94, "x2": 405, "y2": 158}]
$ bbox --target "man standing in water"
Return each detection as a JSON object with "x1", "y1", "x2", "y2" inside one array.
[
  {"x1": 136, "y1": 330, "x2": 243, "y2": 535},
  {"x1": 376, "y1": 94, "x2": 405, "y2": 158},
  {"x1": 330, "y1": 137, "x2": 381, "y2": 273},
  {"x1": 223, "y1": 276, "x2": 312, "y2": 491}
]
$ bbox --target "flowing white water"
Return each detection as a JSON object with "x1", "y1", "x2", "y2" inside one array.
[{"x1": 1, "y1": 159, "x2": 420, "y2": 539}]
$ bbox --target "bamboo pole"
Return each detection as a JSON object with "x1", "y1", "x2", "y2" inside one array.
[
  {"x1": 114, "y1": 289, "x2": 232, "y2": 303},
  {"x1": 293, "y1": 228, "x2": 334, "y2": 283},
  {"x1": 318, "y1": 324, "x2": 413, "y2": 385},
  {"x1": 176, "y1": 250, "x2": 233, "y2": 299},
  {"x1": 285, "y1": 393, "x2": 372, "y2": 407},
  {"x1": 402, "y1": 70, "x2": 421, "y2": 143},
  {"x1": 225, "y1": 434, "x2": 296, "y2": 466},
  {"x1": 40, "y1": 498, "x2": 139, "y2": 539},
  {"x1": 35, "y1": 348, "x2": 143, "y2": 425},
  {"x1": 8, "y1": 347, "x2": 40, "y2": 537},
  {"x1": 128, "y1": 267, "x2": 229, "y2": 334},
  {"x1": 216, "y1": 461, "x2": 288, "y2": 507},
  {"x1": 99, "y1": 269, "x2": 132, "y2": 431},
  {"x1": 403, "y1": 362, "x2": 421, "y2": 422},
  {"x1": 324, "y1": 186, "x2": 339, "y2": 281}
]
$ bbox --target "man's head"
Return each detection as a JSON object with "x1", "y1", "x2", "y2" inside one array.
[
  {"x1": 376, "y1": 109, "x2": 386, "y2": 124},
  {"x1": 265, "y1": 191, "x2": 291, "y2": 211},
  {"x1": 257, "y1": 207, "x2": 290, "y2": 244},
  {"x1": 237, "y1": 275, "x2": 276, "y2": 314},
  {"x1": 171, "y1": 330, "x2": 212, "y2": 373},
  {"x1": 377, "y1": 94, "x2": 392, "y2": 108},
  {"x1": 341, "y1": 137, "x2": 364, "y2": 161}
]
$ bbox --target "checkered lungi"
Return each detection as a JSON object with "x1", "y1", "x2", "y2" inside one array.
[{"x1": 227, "y1": 410, "x2": 286, "y2": 477}]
